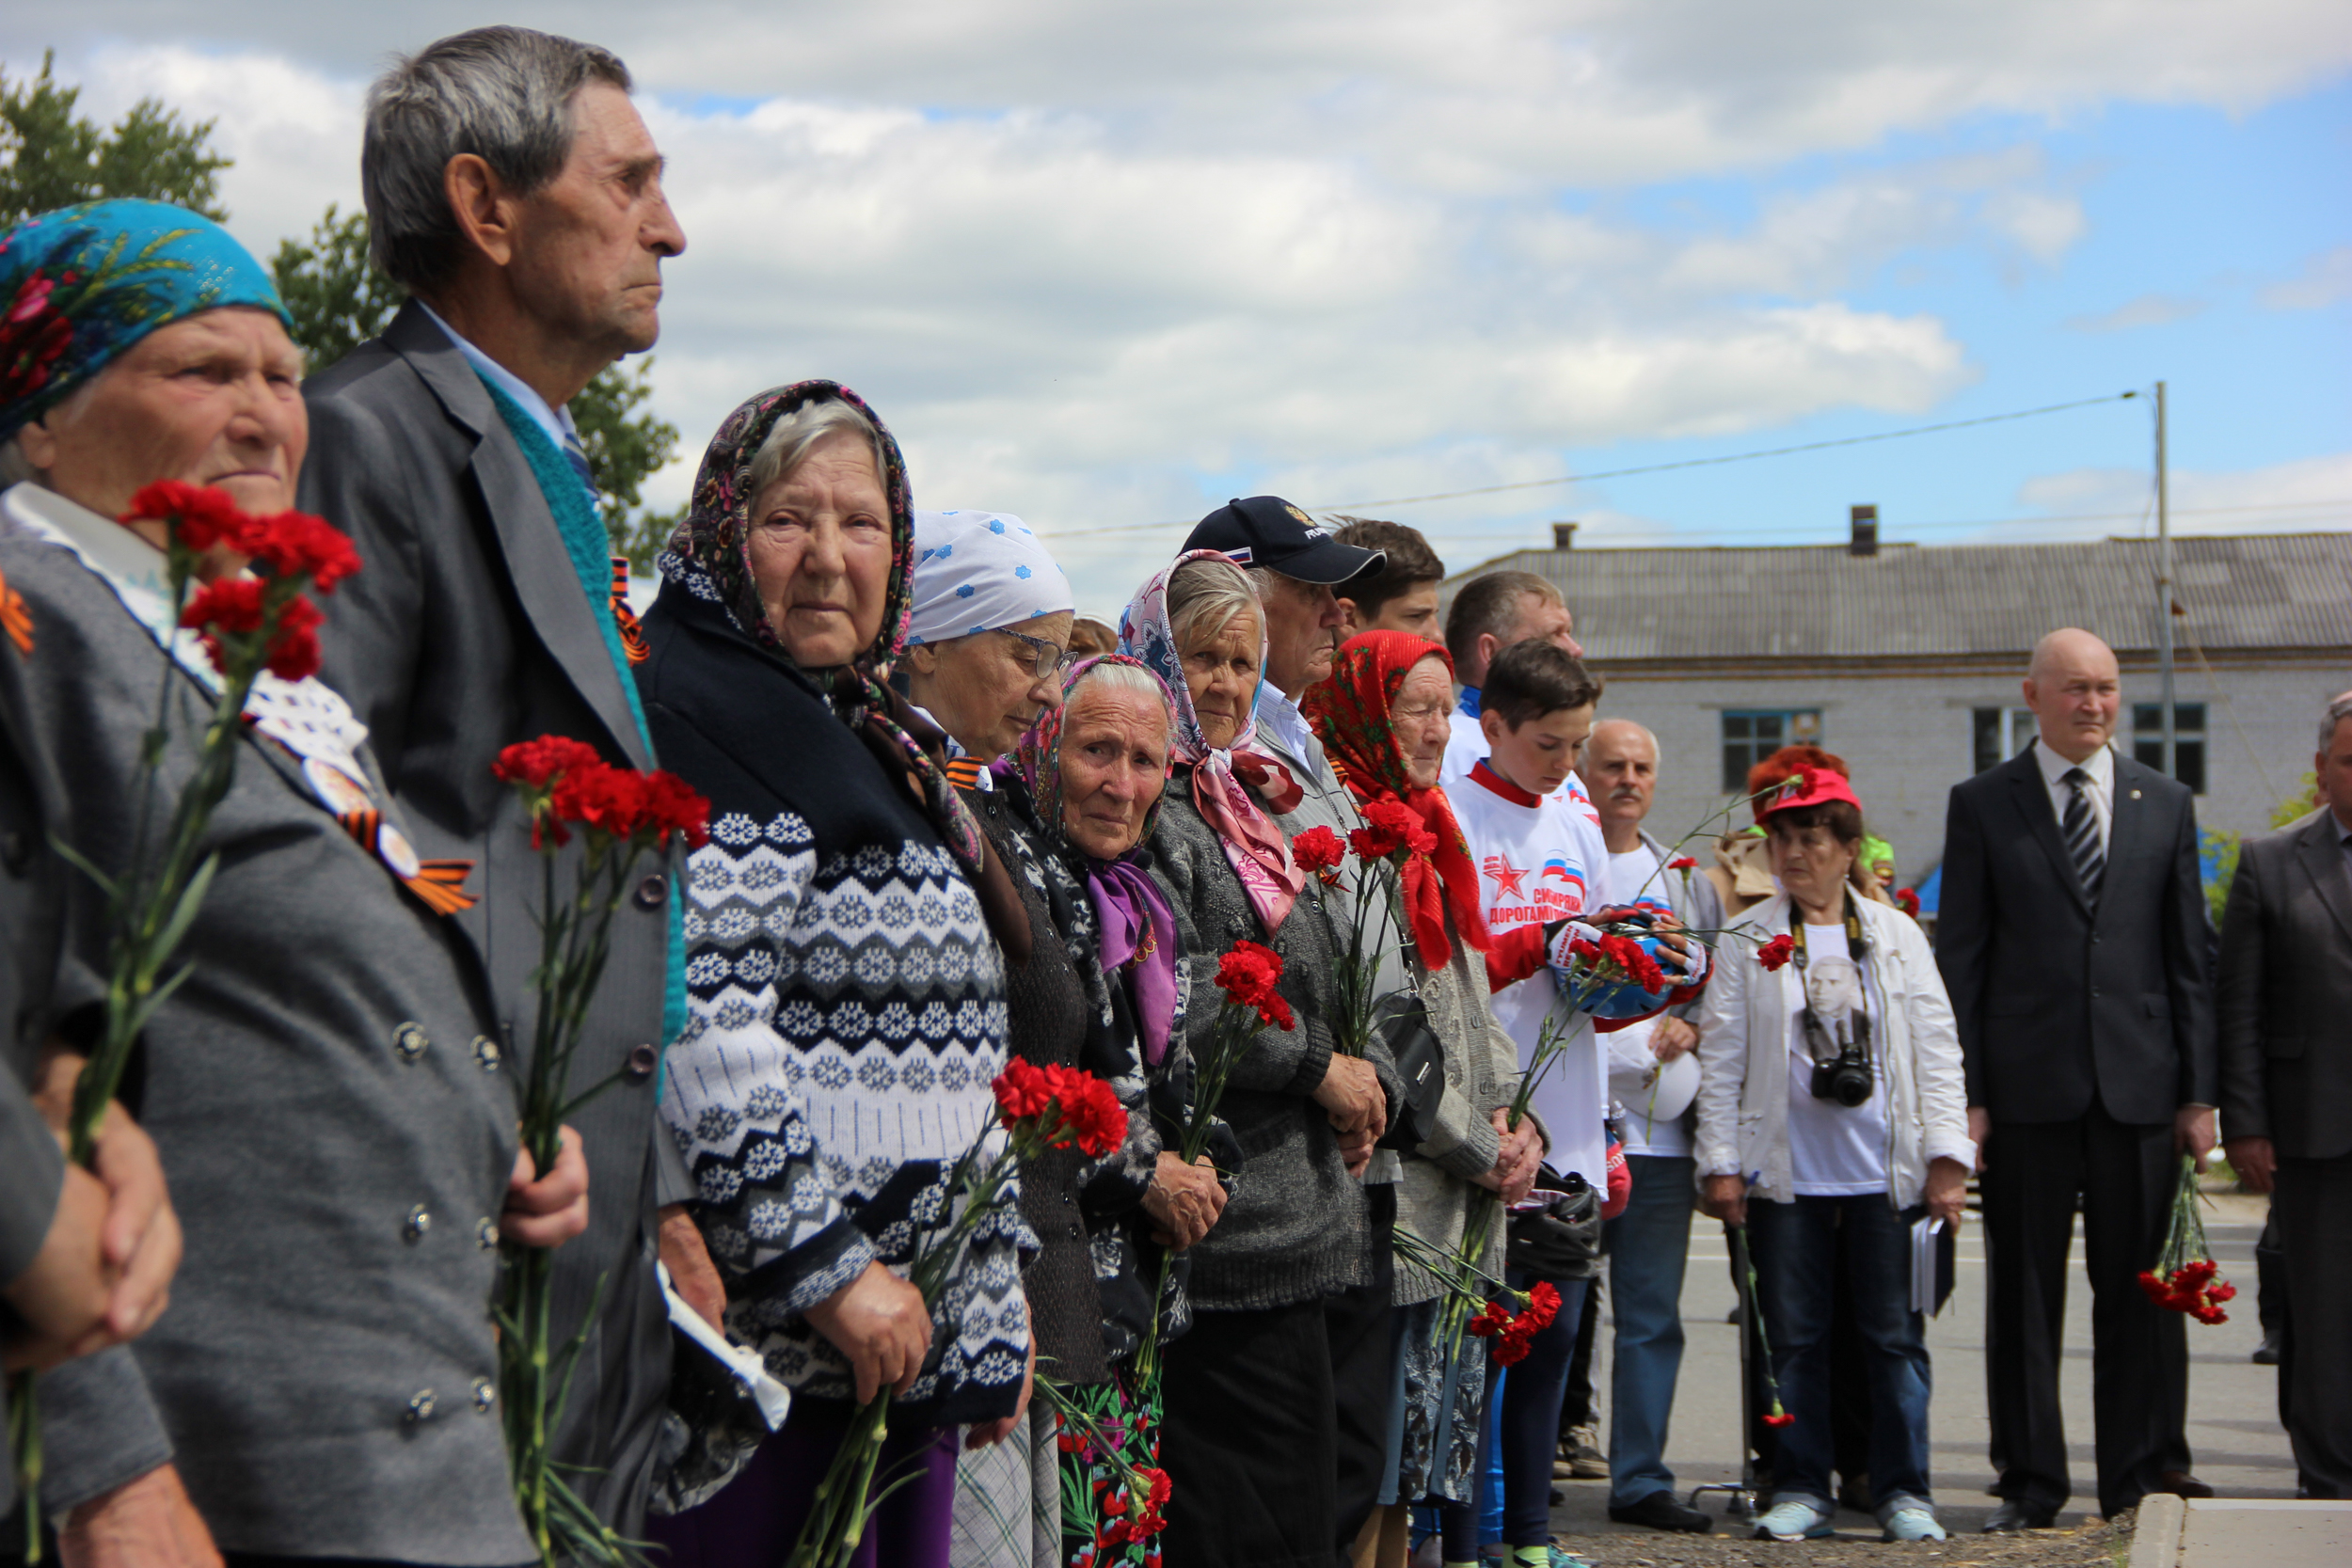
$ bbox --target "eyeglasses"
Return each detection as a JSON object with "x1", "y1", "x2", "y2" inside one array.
[
  {"x1": 1000, "y1": 627, "x2": 1077, "y2": 681},
  {"x1": 1391, "y1": 702, "x2": 1454, "y2": 728}
]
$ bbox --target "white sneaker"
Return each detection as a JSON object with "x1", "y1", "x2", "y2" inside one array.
[
  {"x1": 1882, "y1": 1508, "x2": 1947, "y2": 1542},
  {"x1": 1753, "y1": 1498, "x2": 1836, "y2": 1541}
]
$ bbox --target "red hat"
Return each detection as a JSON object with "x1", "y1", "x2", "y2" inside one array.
[{"x1": 1756, "y1": 766, "x2": 1863, "y2": 821}]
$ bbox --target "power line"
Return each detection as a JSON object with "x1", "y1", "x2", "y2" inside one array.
[{"x1": 1037, "y1": 389, "x2": 2141, "y2": 542}]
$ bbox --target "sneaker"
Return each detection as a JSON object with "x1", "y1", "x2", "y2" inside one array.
[
  {"x1": 1882, "y1": 1508, "x2": 1947, "y2": 1543},
  {"x1": 1753, "y1": 1498, "x2": 1836, "y2": 1541},
  {"x1": 1565, "y1": 1424, "x2": 1609, "y2": 1479}
]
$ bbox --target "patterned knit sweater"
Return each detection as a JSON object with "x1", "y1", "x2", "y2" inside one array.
[{"x1": 638, "y1": 577, "x2": 1032, "y2": 1426}]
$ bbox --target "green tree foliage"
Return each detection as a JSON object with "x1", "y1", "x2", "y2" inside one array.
[
  {"x1": 2201, "y1": 770, "x2": 2323, "y2": 927},
  {"x1": 269, "y1": 203, "x2": 682, "y2": 569},
  {"x1": 1, "y1": 51, "x2": 230, "y2": 227}
]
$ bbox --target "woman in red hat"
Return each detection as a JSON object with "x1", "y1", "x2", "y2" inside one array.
[{"x1": 1692, "y1": 768, "x2": 1975, "y2": 1545}]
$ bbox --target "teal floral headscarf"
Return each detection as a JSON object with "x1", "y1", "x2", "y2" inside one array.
[{"x1": 0, "y1": 199, "x2": 293, "y2": 440}]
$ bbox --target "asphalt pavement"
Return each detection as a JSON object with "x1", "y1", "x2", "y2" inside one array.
[{"x1": 1545, "y1": 1188, "x2": 2296, "y2": 1549}]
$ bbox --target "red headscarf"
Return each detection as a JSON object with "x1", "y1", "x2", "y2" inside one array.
[{"x1": 1303, "y1": 630, "x2": 1491, "y2": 970}]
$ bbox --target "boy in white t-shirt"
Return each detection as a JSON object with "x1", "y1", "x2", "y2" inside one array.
[{"x1": 1438, "y1": 637, "x2": 1614, "y2": 1568}]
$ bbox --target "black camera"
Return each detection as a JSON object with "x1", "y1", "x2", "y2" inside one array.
[{"x1": 1803, "y1": 1009, "x2": 1875, "y2": 1107}]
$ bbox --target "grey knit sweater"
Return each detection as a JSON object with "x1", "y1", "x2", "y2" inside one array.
[{"x1": 1149, "y1": 779, "x2": 1391, "y2": 1311}]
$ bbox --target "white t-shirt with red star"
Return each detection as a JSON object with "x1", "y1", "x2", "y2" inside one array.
[{"x1": 1450, "y1": 758, "x2": 1613, "y2": 1187}]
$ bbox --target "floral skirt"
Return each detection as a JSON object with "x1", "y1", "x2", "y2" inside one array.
[
  {"x1": 1381, "y1": 1296, "x2": 1486, "y2": 1506},
  {"x1": 1051, "y1": 1369, "x2": 1169, "y2": 1567}
]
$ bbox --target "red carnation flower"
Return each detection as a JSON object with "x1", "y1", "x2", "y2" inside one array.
[
  {"x1": 550, "y1": 759, "x2": 648, "y2": 838},
  {"x1": 1291, "y1": 825, "x2": 1346, "y2": 879},
  {"x1": 238, "y1": 509, "x2": 362, "y2": 594},
  {"x1": 261, "y1": 594, "x2": 324, "y2": 681},
  {"x1": 180, "y1": 578, "x2": 324, "y2": 681},
  {"x1": 1520, "y1": 1281, "x2": 1561, "y2": 1331},
  {"x1": 638, "y1": 768, "x2": 713, "y2": 850},
  {"x1": 1465, "y1": 1300, "x2": 1514, "y2": 1340},
  {"x1": 1756, "y1": 933, "x2": 1795, "y2": 972},
  {"x1": 1763, "y1": 1410, "x2": 1796, "y2": 1429},
  {"x1": 1598, "y1": 932, "x2": 1667, "y2": 993},
  {"x1": 1667, "y1": 855, "x2": 1697, "y2": 871},
  {"x1": 994, "y1": 1057, "x2": 1057, "y2": 1123},
  {"x1": 123, "y1": 480, "x2": 246, "y2": 553},
  {"x1": 1041, "y1": 1064, "x2": 1130, "y2": 1158},
  {"x1": 494, "y1": 735, "x2": 604, "y2": 789},
  {"x1": 1350, "y1": 799, "x2": 1434, "y2": 861},
  {"x1": 1215, "y1": 940, "x2": 1295, "y2": 1030}
]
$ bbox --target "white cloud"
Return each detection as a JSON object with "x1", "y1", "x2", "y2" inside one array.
[
  {"x1": 2063, "y1": 293, "x2": 2211, "y2": 333},
  {"x1": 2258, "y1": 245, "x2": 2352, "y2": 309},
  {"x1": 2011, "y1": 452, "x2": 2352, "y2": 540},
  {"x1": 10, "y1": 4, "x2": 2344, "y2": 613}
]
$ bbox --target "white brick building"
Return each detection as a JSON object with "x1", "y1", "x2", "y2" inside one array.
[{"x1": 1437, "y1": 530, "x2": 2352, "y2": 890}]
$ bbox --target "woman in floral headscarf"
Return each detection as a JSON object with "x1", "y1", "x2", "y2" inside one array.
[
  {"x1": 638, "y1": 382, "x2": 1037, "y2": 1567},
  {"x1": 1120, "y1": 549, "x2": 1397, "y2": 1567},
  {"x1": 1305, "y1": 630, "x2": 1543, "y2": 1558},
  {"x1": 955, "y1": 653, "x2": 1233, "y2": 1568}
]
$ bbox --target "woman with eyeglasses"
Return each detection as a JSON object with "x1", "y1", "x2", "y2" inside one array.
[{"x1": 897, "y1": 510, "x2": 1075, "y2": 792}]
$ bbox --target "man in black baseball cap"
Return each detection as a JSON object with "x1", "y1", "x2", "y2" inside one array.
[
  {"x1": 1181, "y1": 495, "x2": 1397, "y2": 1555},
  {"x1": 1184, "y1": 494, "x2": 1389, "y2": 586}
]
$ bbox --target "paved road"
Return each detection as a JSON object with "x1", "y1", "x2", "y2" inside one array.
[{"x1": 1549, "y1": 1189, "x2": 2296, "y2": 1541}]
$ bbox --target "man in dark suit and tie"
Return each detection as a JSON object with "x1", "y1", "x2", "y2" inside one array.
[
  {"x1": 299, "y1": 25, "x2": 711, "y2": 1533},
  {"x1": 2217, "y1": 691, "x2": 2352, "y2": 1499},
  {"x1": 1936, "y1": 627, "x2": 2217, "y2": 1529}
]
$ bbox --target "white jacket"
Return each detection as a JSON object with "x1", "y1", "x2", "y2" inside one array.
[{"x1": 1693, "y1": 893, "x2": 1975, "y2": 1208}]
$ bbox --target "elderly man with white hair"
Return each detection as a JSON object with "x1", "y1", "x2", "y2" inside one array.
[{"x1": 1577, "y1": 718, "x2": 1722, "y2": 1534}]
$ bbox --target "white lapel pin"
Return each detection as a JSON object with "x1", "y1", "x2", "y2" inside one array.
[{"x1": 2131, "y1": 789, "x2": 2142, "y2": 800}]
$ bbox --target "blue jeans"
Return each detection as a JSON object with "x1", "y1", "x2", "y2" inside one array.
[
  {"x1": 1605, "y1": 1155, "x2": 1696, "y2": 1508},
  {"x1": 1745, "y1": 1195, "x2": 1934, "y2": 1514}
]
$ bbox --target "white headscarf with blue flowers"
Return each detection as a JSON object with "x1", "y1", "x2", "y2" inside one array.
[{"x1": 905, "y1": 511, "x2": 1073, "y2": 646}]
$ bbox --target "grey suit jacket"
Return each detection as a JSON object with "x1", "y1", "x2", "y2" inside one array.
[
  {"x1": 300, "y1": 300, "x2": 677, "y2": 1528},
  {"x1": 0, "y1": 530, "x2": 529, "y2": 1560},
  {"x1": 2217, "y1": 809, "x2": 2352, "y2": 1161},
  {"x1": 1934, "y1": 748, "x2": 2217, "y2": 1125}
]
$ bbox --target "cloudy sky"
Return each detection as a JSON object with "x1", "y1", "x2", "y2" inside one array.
[{"x1": 8, "y1": 1, "x2": 2346, "y2": 613}]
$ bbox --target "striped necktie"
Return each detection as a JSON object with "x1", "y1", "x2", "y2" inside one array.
[
  {"x1": 560, "y1": 426, "x2": 601, "y2": 513},
  {"x1": 2061, "y1": 767, "x2": 2105, "y2": 906}
]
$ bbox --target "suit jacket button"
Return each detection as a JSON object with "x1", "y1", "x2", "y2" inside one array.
[
  {"x1": 627, "y1": 1043, "x2": 660, "y2": 1082},
  {"x1": 404, "y1": 1205, "x2": 432, "y2": 1242},
  {"x1": 405, "y1": 1389, "x2": 437, "y2": 1424},
  {"x1": 635, "y1": 872, "x2": 669, "y2": 909},
  {"x1": 393, "y1": 1022, "x2": 428, "y2": 1064},
  {"x1": 474, "y1": 1036, "x2": 502, "y2": 1071},
  {"x1": 477, "y1": 1218, "x2": 501, "y2": 1249},
  {"x1": 470, "y1": 1377, "x2": 496, "y2": 1414}
]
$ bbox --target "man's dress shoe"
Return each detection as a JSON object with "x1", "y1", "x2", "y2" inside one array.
[{"x1": 1981, "y1": 1499, "x2": 2056, "y2": 1533}]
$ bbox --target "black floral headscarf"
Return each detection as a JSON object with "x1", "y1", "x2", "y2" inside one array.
[{"x1": 660, "y1": 381, "x2": 1021, "y2": 949}]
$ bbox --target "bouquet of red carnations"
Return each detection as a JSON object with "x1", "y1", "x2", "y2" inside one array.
[
  {"x1": 491, "y1": 736, "x2": 709, "y2": 1567},
  {"x1": 2137, "y1": 1153, "x2": 2236, "y2": 1325},
  {"x1": 8, "y1": 482, "x2": 359, "y2": 1559},
  {"x1": 1291, "y1": 806, "x2": 1422, "y2": 1060},
  {"x1": 790, "y1": 1059, "x2": 1129, "y2": 1568}
]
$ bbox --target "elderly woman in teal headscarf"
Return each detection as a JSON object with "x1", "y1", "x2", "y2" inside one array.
[{"x1": 0, "y1": 200, "x2": 582, "y2": 1556}]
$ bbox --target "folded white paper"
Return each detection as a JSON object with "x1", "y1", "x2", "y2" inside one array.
[{"x1": 658, "y1": 1261, "x2": 792, "y2": 1430}]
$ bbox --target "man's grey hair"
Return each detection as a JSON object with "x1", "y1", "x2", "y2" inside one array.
[
  {"x1": 1166, "y1": 556, "x2": 1260, "y2": 655},
  {"x1": 2321, "y1": 692, "x2": 2352, "y2": 752},
  {"x1": 745, "y1": 397, "x2": 890, "y2": 503},
  {"x1": 363, "y1": 26, "x2": 632, "y2": 292}
]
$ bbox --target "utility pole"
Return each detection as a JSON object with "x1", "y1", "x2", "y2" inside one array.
[{"x1": 2155, "y1": 380, "x2": 2175, "y2": 781}]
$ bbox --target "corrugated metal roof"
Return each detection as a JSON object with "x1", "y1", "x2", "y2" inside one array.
[{"x1": 1438, "y1": 532, "x2": 2352, "y2": 661}]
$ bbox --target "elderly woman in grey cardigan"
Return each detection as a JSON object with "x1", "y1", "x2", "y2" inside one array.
[
  {"x1": 1306, "y1": 629, "x2": 1542, "y2": 1548},
  {"x1": 1120, "y1": 550, "x2": 1397, "y2": 1566}
]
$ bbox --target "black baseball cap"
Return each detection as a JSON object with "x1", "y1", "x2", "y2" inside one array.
[{"x1": 1181, "y1": 496, "x2": 1386, "y2": 586}]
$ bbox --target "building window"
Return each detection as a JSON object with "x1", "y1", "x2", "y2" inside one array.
[
  {"x1": 1971, "y1": 706, "x2": 2038, "y2": 774},
  {"x1": 1723, "y1": 709, "x2": 1822, "y2": 793},
  {"x1": 2133, "y1": 703, "x2": 2207, "y2": 794}
]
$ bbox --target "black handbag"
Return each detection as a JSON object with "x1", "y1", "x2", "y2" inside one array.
[
  {"x1": 1506, "y1": 1167, "x2": 1602, "y2": 1281},
  {"x1": 1370, "y1": 990, "x2": 1446, "y2": 1151}
]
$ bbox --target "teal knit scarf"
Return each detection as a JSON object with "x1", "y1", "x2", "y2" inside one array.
[{"x1": 479, "y1": 376, "x2": 688, "y2": 1053}]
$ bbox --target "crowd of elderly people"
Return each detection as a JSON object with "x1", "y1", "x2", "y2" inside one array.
[{"x1": 0, "y1": 22, "x2": 2012, "y2": 1568}]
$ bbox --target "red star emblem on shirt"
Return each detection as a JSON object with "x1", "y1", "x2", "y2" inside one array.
[{"x1": 1483, "y1": 855, "x2": 1529, "y2": 898}]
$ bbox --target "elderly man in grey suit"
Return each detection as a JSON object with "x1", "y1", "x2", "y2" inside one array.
[
  {"x1": 2217, "y1": 691, "x2": 2352, "y2": 1498},
  {"x1": 298, "y1": 26, "x2": 709, "y2": 1534},
  {"x1": 1936, "y1": 627, "x2": 2216, "y2": 1529}
]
